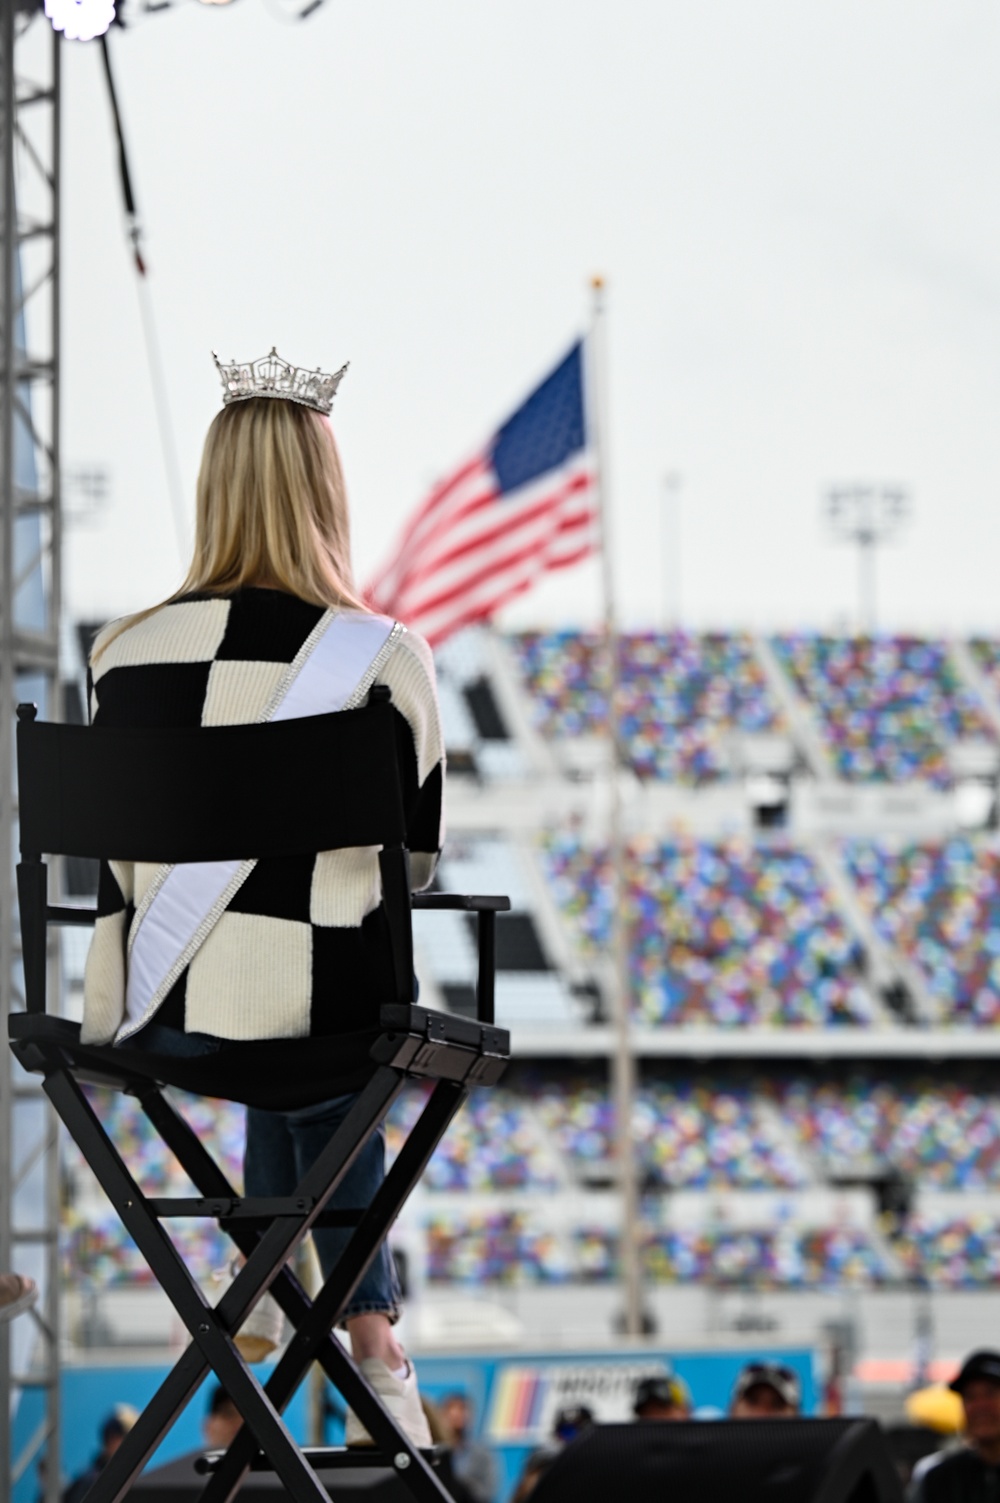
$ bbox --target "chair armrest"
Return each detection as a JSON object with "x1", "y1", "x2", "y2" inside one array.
[
  {"x1": 411, "y1": 893, "x2": 511, "y2": 912},
  {"x1": 410, "y1": 894, "x2": 510, "y2": 1025},
  {"x1": 47, "y1": 905, "x2": 97, "y2": 926}
]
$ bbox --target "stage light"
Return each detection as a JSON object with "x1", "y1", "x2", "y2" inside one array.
[{"x1": 45, "y1": 0, "x2": 116, "y2": 41}]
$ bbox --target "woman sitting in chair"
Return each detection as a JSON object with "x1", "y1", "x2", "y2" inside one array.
[{"x1": 82, "y1": 349, "x2": 443, "y2": 1449}]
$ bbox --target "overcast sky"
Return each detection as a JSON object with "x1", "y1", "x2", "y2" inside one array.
[{"x1": 48, "y1": 0, "x2": 1000, "y2": 636}]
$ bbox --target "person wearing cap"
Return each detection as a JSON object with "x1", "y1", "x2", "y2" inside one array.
[
  {"x1": 63, "y1": 1405, "x2": 140, "y2": 1503},
  {"x1": 633, "y1": 1374, "x2": 692, "y2": 1421},
  {"x1": 908, "y1": 1350, "x2": 1000, "y2": 1503},
  {"x1": 730, "y1": 1362, "x2": 801, "y2": 1419},
  {"x1": 552, "y1": 1404, "x2": 596, "y2": 1442},
  {"x1": 203, "y1": 1386, "x2": 243, "y2": 1452}
]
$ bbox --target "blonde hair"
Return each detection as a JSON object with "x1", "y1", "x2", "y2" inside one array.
[{"x1": 93, "y1": 398, "x2": 367, "y2": 662}]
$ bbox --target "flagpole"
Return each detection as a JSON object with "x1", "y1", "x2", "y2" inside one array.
[{"x1": 588, "y1": 276, "x2": 643, "y2": 1341}]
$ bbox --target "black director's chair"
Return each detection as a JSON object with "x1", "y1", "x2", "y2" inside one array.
[{"x1": 12, "y1": 688, "x2": 510, "y2": 1503}]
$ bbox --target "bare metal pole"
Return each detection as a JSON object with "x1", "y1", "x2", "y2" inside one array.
[
  {"x1": 43, "y1": 32, "x2": 62, "y2": 1503},
  {"x1": 0, "y1": 14, "x2": 63, "y2": 1500},
  {"x1": 0, "y1": 5, "x2": 17, "y2": 1483},
  {"x1": 858, "y1": 496, "x2": 876, "y2": 635},
  {"x1": 589, "y1": 276, "x2": 642, "y2": 1340},
  {"x1": 50, "y1": 34, "x2": 62, "y2": 663}
]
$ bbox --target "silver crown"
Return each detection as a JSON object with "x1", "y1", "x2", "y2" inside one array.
[{"x1": 212, "y1": 347, "x2": 348, "y2": 416}]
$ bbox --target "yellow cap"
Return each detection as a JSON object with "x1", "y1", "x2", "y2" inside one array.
[{"x1": 905, "y1": 1385, "x2": 965, "y2": 1435}]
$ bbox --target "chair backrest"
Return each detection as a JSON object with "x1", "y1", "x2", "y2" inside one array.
[
  {"x1": 16, "y1": 690, "x2": 415, "y2": 1012},
  {"x1": 17, "y1": 694, "x2": 406, "y2": 862}
]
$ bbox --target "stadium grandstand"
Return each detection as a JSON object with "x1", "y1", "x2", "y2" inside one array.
[{"x1": 58, "y1": 623, "x2": 1000, "y2": 1399}]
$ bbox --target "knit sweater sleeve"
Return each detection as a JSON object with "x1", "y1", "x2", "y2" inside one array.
[{"x1": 378, "y1": 628, "x2": 445, "y2": 891}]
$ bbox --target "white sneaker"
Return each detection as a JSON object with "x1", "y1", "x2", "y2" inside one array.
[
  {"x1": 235, "y1": 1291, "x2": 284, "y2": 1363},
  {"x1": 214, "y1": 1262, "x2": 284, "y2": 1364},
  {"x1": 344, "y1": 1358, "x2": 433, "y2": 1449}
]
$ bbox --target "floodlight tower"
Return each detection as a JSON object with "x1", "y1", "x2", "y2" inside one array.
[
  {"x1": 0, "y1": 7, "x2": 62, "y2": 1503},
  {"x1": 824, "y1": 484, "x2": 909, "y2": 634}
]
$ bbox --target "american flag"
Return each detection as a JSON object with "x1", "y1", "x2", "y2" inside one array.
[{"x1": 366, "y1": 341, "x2": 598, "y2": 646}]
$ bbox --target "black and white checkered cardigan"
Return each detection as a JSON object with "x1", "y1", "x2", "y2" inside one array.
[{"x1": 83, "y1": 589, "x2": 444, "y2": 1049}]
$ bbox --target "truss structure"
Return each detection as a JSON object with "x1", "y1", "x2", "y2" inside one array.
[{"x1": 0, "y1": 7, "x2": 61, "y2": 1502}]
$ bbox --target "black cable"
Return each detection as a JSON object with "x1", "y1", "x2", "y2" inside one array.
[
  {"x1": 98, "y1": 31, "x2": 188, "y2": 558},
  {"x1": 99, "y1": 33, "x2": 145, "y2": 274},
  {"x1": 262, "y1": 0, "x2": 328, "y2": 23}
]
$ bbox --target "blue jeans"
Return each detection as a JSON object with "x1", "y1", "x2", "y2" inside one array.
[{"x1": 243, "y1": 1092, "x2": 402, "y2": 1326}]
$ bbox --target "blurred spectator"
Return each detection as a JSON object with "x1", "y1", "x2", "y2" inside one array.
[
  {"x1": 439, "y1": 1391, "x2": 497, "y2": 1503},
  {"x1": 63, "y1": 1405, "x2": 139, "y2": 1503},
  {"x1": 61, "y1": 1087, "x2": 245, "y2": 1287},
  {"x1": 510, "y1": 1446, "x2": 560, "y2": 1503},
  {"x1": 899, "y1": 1215, "x2": 1000, "y2": 1288},
  {"x1": 730, "y1": 1363, "x2": 801, "y2": 1418},
  {"x1": 203, "y1": 1386, "x2": 242, "y2": 1451},
  {"x1": 633, "y1": 1375, "x2": 692, "y2": 1421},
  {"x1": 512, "y1": 630, "x2": 781, "y2": 783},
  {"x1": 847, "y1": 840, "x2": 1000, "y2": 1027},
  {"x1": 543, "y1": 835, "x2": 872, "y2": 1029},
  {"x1": 886, "y1": 1426, "x2": 951, "y2": 1493},
  {"x1": 67, "y1": 1068, "x2": 1000, "y2": 1293},
  {"x1": 636, "y1": 1080, "x2": 806, "y2": 1189},
  {"x1": 506, "y1": 1406, "x2": 596, "y2": 1503},
  {"x1": 424, "y1": 1210, "x2": 891, "y2": 1288},
  {"x1": 552, "y1": 1405, "x2": 595, "y2": 1443},
  {"x1": 416, "y1": 1397, "x2": 477, "y2": 1503},
  {"x1": 772, "y1": 635, "x2": 988, "y2": 787},
  {"x1": 909, "y1": 1350, "x2": 1000, "y2": 1502},
  {"x1": 780, "y1": 1072, "x2": 1000, "y2": 1188},
  {"x1": 420, "y1": 1394, "x2": 450, "y2": 1447},
  {"x1": 387, "y1": 1087, "x2": 560, "y2": 1193}
]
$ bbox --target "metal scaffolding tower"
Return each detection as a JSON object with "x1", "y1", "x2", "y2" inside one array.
[{"x1": 0, "y1": 6, "x2": 61, "y2": 1502}]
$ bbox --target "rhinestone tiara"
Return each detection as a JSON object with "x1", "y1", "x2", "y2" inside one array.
[{"x1": 212, "y1": 347, "x2": 348, "y2": 416}]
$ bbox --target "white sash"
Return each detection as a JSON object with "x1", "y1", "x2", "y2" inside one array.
[{"x1": 115, "y1": 608, "x2": 402, "y2": 1044}]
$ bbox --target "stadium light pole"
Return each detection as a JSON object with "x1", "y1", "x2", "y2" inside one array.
[
  {"x1": 662, "y1": 471, "x2": 681, "y2": 631},
  {"x1": 824, "y1": 484, "x2": 909, "y2": 634}
]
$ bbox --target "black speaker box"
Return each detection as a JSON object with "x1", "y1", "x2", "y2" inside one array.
[{"x1": 531, "y1": 1418, "x2": 904, "y2": 1503}]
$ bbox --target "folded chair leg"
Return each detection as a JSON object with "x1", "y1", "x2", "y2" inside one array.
[
  {"x1": 76, "y1": 1342, "x2": 212, "y2": 1503},
  {"x1": 136, "y1": 1065, "x2": 406, "y2": 1369},
  {"x1": 44, "y1": 1069, "x2": 333, "y2": 1503},
  {"x1": 149, "y1": 1073, "x2": 468, "y2": 1503},
  {"x1": 209, "y1": 1068, "x2": 407, "y2": 1344},
  {"x1": 136, "y1": 1065, "x2": 403, "y2": 1329},
  {"x1": 201, "y1": 1079, "x2": 469, "y2": 1503}
]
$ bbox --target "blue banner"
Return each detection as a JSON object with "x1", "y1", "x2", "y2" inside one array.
[{"x1": 17, "y1": 1345, "x2": 817, "y2": 1503}]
